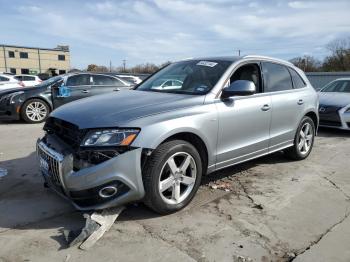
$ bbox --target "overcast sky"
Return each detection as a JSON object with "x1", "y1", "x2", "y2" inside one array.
[{"x1": 1, "y1": 0, "x2": 349, "y2": 69}]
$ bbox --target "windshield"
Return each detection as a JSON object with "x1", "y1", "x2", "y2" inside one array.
[
  {"x1": 136, "y1": 60, "x2": 232, "y2": 95},
  {"x1": 36, "y1": 76, "x2": 63, "y2": 87},
  {"x1": 321, "y1": 80, "x2": 350, "y2": 93}
]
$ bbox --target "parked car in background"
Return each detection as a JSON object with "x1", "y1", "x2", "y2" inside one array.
[
  {"x1": 318, "y1": 78, "x2": 350, "y2": 130},
  {"x1": 0, "y1": 74, "x2": 24, "y2": 91},
  {"x1": 0, "y1": 73, "x2": 133, "y2": 123},
  {"x1": 116, "y1": 75, "x2": 143, "y2": 84},
  {"x1": 36, "y1": 55, "x2": 319, "y2": 215},
  {"x1": 15, "y1": 75, "x2": 42, "y2": 87}
]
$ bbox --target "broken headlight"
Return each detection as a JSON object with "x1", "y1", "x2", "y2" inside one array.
[{"x1": 81, "y1": 129, "x2": 140, "y2": 147}]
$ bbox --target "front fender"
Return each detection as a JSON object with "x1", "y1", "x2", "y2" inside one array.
[{"x1": 130, "y1": 103, "x2": 218, "y2": 167}]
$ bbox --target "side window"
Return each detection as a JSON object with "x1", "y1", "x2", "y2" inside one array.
[
  {"x1": 229, "y1": 63, "x2": 262, "y2": 92},
  {"x1": 0, "y1": 76, "x2": 9, "y2": 81},
  {"x1": 66, "y1": 75, "x2": 90, "y2": 86},
  {"x1": 262, "y1": 62, "x2": 293, "y2": 92},
  {"x1": 14, "y1": 76, "x2": 22, "y2": 81},
  {"x1": 23, "y1": 76, "x2": 35, "y2": 81},
  {"x1": 92, "y1": 75, "x2": 123, "y2": 86},
  {"x1": 289, "y1": 68, "x2": 306, "y2": 89}
]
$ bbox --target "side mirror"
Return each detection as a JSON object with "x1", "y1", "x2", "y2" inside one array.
[{"x1": 221, "y1": 80, "x2": 256, "y2": 99}]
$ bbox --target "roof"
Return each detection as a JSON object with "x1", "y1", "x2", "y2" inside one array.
[
  {"x1": 180, "y1": 55, "x2": 294, "y2": 66},
  {"x1": 306, "y1": 72, "x2": 350, "y2": 76},
  {"x1": 1, "y1": 44, "x2": 70, "y2": 52}
]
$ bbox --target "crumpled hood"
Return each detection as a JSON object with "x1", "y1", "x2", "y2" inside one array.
[
  {"x1": 318, "y1": 92, "x2": 350, "y2": 107},
  {"x1": 51, "y1": 90, "x2": 205, "y2": 129}
]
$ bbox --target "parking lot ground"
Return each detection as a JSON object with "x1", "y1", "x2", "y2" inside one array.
[{"x1": 0, "y1": 122, "x2": 350, "y2": 262}]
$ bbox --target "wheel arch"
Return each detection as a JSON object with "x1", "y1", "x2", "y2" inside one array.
[
  {"x1": 304, "y1": 110, "x2": 319, "y2": 131},
  {"x1": 21, "y1": 96, "x2": 52, "y2": 113},
  {"x1": 160, "y1": 132, "x2": 209, "y2": 175}
]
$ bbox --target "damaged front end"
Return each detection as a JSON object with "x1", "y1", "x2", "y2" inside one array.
[{"x1": 36, "y1": 117, "x2": 146, "y2": 211}]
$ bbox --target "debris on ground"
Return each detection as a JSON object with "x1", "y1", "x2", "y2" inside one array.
[
  {"x1": 233, "y1": 255, "x2": 253, "y2": 262},
  {"x1": 209, "y1": 181, "x2": 233, "y2": 191},
  {"x1": 0, "y1": 168, "x2": 8, "y2": 179},
  {"x1": 291, "y1": 177, "x2": 299, "y2": 182},
  {"x1": 64, "y1": 206, "x2": 125, "y2": 250}
]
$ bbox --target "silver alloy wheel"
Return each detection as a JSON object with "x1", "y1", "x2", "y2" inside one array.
[
  {"x1": 159, "y1": 152, "x2": 197, "y2": 205},
  {"x1": 26, "y1": 101, "x2": 47, "y2": 122},
  {"x1": 298, "y1": 122, "x2": 313, "y2": 155}
]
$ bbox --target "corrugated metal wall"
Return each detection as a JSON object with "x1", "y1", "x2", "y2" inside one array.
[{"x1": 306, "y1": 72, "x2": 350, "y2": 90}]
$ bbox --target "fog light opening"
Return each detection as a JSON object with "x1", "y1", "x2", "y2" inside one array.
[{"x1": 99, "y1": 186, "x2": 118, "y2": 198}]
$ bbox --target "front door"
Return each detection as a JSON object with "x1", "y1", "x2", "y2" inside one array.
[
  {"x1": 215, "y1": 63, "x2": 272, "y2": 170},
  {"x1": 52, "y1": 74, "x2": 92, "y2": 108}
]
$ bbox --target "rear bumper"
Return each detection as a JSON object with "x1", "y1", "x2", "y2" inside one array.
[{"x1": 36, "y1": 139, "x2": 145, "y2": 211}]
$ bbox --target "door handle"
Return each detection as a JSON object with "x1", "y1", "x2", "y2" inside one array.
[
  {"x1": 113, "y1": 88, "x2": 120, "y2": 91},
  {"x1": 82, "y1": 90, "x2": 90, "y2": 93},
  {"x1": 297, "y1": 99, "x2": 304, "y2": 105},
  {"x1": 261, "y1": 104, "x2": 271, "y2": 111}
]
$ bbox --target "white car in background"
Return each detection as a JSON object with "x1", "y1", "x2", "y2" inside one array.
[
  {"x1": 0, "y1": 74, "x2": 24, "y2": 90},
  {"x1": 152, "y1": 79, "x2": 183, "y2": 90},
  {"x1": 14, "y1": 75, "x2": 42, "y2": 87},
  {"x1": 116, "y1": 75, "x2": 143, "y2": 84}
]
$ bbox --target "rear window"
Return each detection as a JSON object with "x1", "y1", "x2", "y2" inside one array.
[
  {"x1": 262, "y1": 62, "x2": 293, "y2": 92},
  {"x1": 289, "y1": 68, "x2": 306, "y2": 89}
]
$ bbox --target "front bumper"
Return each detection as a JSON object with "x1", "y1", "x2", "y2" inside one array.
[
  {"x1": 0, "y1": 102, "x2": 20, "y2": 120},
  {"x1": 36, "y1": 139, "x2": 145, "y2": 210},
  {"x1": 319, "y1": 106, "x2": 350, "y2": 130}
]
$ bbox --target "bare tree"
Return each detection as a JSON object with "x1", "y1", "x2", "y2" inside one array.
[
  {"x1": 290, "y1": 55, "x2": 321, "y2": 72},
  {"x1": 322, "y1": 37, "x2": 350, "y2": 71},
  {"x1": 87, "y1": 64, "x2": 109, "y2": 72}
]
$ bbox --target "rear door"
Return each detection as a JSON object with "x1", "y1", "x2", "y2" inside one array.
[
  {"x1": 261, "y1": 62, "x2": 307, "y2": 151},
  {"x1": 52, "y1": 74, "x2": 92, "y2": 108},
  {"x1": 90, "y1": 74, "x2": 128, "y2": 96}
]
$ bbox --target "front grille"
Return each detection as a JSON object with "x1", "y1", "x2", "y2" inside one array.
[
  {"x1": 44, "y1": 117, "x2": 85, "y2": 149},
  {"x1": 37, "y1": 143, "x2": 62, "y2": 185},
  {"x1": 319, "y1": 105, "x2": 342, "y2": 126}
]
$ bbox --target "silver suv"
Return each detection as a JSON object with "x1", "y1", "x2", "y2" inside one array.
[{"x1": 37, "y1": 56, "x2": 319, "y2": 214}]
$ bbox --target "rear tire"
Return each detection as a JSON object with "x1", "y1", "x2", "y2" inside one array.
[
  {"x1": 284, "y1": 116, "x2": 315, "y2": 160},
  {"x1": 142, "y1": 140, "x2": 202, "y2": 215},
  {"x1": 21, "y1": 99, "x2": 50, "y2": 124}
]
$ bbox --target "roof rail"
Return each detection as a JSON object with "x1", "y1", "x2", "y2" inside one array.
[{"x1": 243, "y1": 55, "x2": 294, "y2": 66}]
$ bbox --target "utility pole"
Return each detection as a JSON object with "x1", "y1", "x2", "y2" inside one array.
[
  {"x1": 238, "y1": 49, "x2": 241, "y2": 56},
  {"x1": 2, "y1": 45, "x2": 7, "y2": 72},
  {"x1": 109, "y1": 60, "x2": 112, "y2": 72},
  {"x1": 122, "y1": 60, "x2": 126, "y2": 72}
]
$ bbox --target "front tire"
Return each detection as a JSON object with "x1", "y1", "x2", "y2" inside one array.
[
  {"x1": 21, "y1": 99, "x2": 50, "y2": 123},
  {"x1": 284, "y1": 116, "x2": 315, "y2": 160},
  {"x1": 143, "y1": 140, "x2": 202, "y2": 215}
]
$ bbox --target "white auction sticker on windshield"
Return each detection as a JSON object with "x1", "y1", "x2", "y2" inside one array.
[{"x1": 197, "y1": 61, "x2": 218, "y2": 67}]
